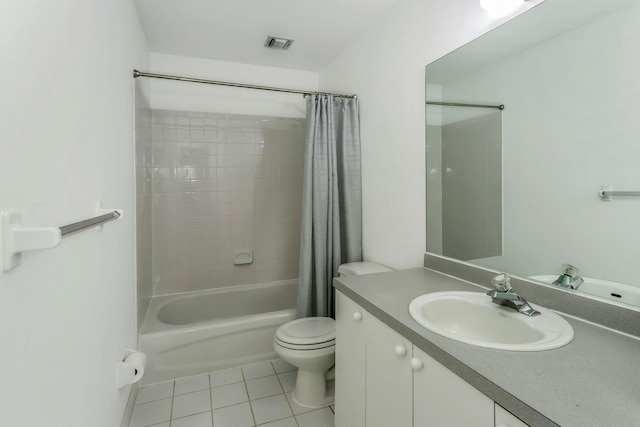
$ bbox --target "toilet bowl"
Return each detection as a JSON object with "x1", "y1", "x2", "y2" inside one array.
[
  {"x1": 273, "y1": 262, "x2": 392, "y2": 408},
  {"x1": 273, "y1": 317, "x2": 336, "y2": 408}
]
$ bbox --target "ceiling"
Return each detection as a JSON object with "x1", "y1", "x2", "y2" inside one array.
[{"x1": 134, "y1": 0, "x2": 402, "y2": 72}]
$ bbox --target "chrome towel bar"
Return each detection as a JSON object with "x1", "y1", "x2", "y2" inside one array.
[
  {"x1": 599, "y1": 186, "x2": 640, "y2": 201},
  {"x1": 60, "y1": 211, "x2": 121, "y2": 237},
  {"x1": 1, "y1": 203, "x2": 123, "y2": 272}
]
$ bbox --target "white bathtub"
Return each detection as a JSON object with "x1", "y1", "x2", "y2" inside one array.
[{"x1": 139, "y1": 280, "x2": 297, "y2": 385}]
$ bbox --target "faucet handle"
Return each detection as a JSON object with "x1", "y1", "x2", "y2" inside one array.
[
  {"x1": 561, "y1": 264, "x2": 580, "y2": 277},
  {"x1": 491, "y1": 273, "x2": 512, "y2": 292}
]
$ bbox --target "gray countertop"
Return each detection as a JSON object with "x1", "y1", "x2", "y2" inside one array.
[{"x1": 334, "y1": 267, "x2": 640, "y2": 427}]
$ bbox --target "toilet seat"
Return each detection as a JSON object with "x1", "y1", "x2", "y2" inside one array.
[
  {"x1": 275, "y1": 338, "x2": 335, "y2": 351},
  {"x1": 275, "y1": 317, "x2": 335, "y2": 348}
]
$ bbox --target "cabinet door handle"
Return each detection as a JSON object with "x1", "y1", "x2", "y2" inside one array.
[
  {"x1": 394, "y1": 345, "x2": 407, "y2": 357},
  {"x1": 410, "y1": 357, "x2": 423, "y2": 370},
  {"x1": 352, "y1": 312, "x2": 363, "y2": 321}
]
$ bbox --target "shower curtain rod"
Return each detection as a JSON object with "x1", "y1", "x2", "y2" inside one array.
[
  {"x1": 133, "y1": 70, "x2": 357, "y2": 99},
  {"x1": 426, "y1": 100, "x2": 504, "y2": 110}
]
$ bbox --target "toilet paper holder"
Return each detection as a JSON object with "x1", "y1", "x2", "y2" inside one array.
[{"x1": 117, "y1": 348, "x2": 147, "y2": 389}]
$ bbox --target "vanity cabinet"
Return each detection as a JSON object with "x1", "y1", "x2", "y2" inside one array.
[
  {"x1": 365, "y1": 313, "x2": 413, "y2": 427},
  {"x1": 335, "y1": 290, "x2": 367, "y2": 427},
  {"x1": 413, "y1": 345, "x2": 493, "y2": 426},
  {"x1": 335, "y1": 291, "x2": 529, "y2": 427}
]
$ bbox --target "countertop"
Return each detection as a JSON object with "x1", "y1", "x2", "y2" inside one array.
[{"x1": 334, "y1": 267, "x2": 640, "y2": 427}]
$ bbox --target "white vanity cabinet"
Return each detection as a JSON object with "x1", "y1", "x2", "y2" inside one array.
[
  {"x1": 365, "y1": 313, "x2": 413, "y2": 427},
  {"x1": 335, "y1": 290, "x2": 367, "y2": 427},
  {"x1": 413, "y1": 345, "x2": 493, "y2": 426},
  {"x1": 335, "y1": 291, "x2": 529, "y2": 427}
]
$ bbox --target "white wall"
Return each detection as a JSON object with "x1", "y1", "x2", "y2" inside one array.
[
  {"x1": 149, "y1": 53, "x2": 319, "y2": 118},
  {"x1": 0, "y1": 1, "x2": 148, "y2": 425},
  {"x1": 319, "y1": 0, "x2": 539, "y2": 269}
]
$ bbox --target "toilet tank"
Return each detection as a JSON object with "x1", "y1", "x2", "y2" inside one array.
[{"x1": 338, "y1": 262, "x2": 392, "y2": 277}]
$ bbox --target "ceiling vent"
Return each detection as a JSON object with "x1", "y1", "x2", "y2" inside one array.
[{"x1": 264, "y1": 36, "x2": 294, "y2": 50}]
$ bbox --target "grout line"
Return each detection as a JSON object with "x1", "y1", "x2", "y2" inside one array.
[
  {"x1": 168, "y1": 380, "x2": 176, "y2": 427},
  {"x1": 241, "y1": 366, "x2": 258, "y2": 426},
  {"x1": 208, "y1": 372, "x2": 215, "y2": 427}
]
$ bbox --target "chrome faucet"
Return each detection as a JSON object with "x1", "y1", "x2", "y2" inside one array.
[
  {"x1": 486, "y1": 273, "x2": 541, "y2": 317},
  {"x1": 552, "y1": 264, "x2": 584, "y2": 289}
]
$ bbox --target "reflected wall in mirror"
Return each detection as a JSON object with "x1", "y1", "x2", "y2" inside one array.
[
  {"x1": 426, "y1": 0, "x2": 640, "y2": 308},
  {"x1": 427, "y1": 106, "x2": 502, "y2": 261}
]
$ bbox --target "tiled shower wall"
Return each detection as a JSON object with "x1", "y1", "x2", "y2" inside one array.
[{"x1": 150, "y1": 110, "x2": 305, "y2": 296}]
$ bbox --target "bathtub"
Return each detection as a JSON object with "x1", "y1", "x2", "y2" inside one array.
[{"x1": 139, "y1": 279, "x2": 297, "y2": 385}]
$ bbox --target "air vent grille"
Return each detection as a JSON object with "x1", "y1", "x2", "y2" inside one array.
[{"x1": 264, "y1": 36, "x2": 294, "y2": 50}]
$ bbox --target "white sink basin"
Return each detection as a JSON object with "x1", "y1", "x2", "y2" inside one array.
[
  {"x1": 409, "y1": 291, "x2": 574, "y2": 351},
  {"x1": 529, "y1": 275, "x2": 640, "y2": 307}
]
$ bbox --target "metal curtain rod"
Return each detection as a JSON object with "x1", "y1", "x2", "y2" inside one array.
[
  {"x1": 133, "y1": 70, "x2": 357, "y2": 99},
  {"x1": 59, "y1": 211, "x2": 121, "y2": 237},
  {"x1": 426, "y1": 101, "x2": 504, "y2": 110}
]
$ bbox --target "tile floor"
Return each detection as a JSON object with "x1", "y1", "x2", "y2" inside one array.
[{"x1": 129, "y1": 359, "x2": 335, "y2": 427}]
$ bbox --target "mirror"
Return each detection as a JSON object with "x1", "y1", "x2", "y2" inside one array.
[{"x1": 426, "y1": 0, "x2": 640, "y2": 308}]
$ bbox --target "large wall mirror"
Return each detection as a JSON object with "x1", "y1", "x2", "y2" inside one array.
[{"x1": 426, "y1": 0, "x2": 640, "y2": 309}]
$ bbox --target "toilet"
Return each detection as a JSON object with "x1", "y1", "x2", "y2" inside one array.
[{"x1": 273, "y1": 262, "x2": 392, "y2": 408}]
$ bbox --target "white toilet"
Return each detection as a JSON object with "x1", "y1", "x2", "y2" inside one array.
[{"x1": 273, "y1": 262, "x2": 392, "y2": 408}]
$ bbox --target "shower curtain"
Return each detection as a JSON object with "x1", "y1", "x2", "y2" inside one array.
[{"x1": 297, "y1": 94, "x2": 362, "y2": 318}]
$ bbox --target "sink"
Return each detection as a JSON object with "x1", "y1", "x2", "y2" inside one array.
[
  {"x1": 529, "y1": 275, "x2": 640, "y2": 307},
  {"x1": 409, "y1": 291, "x2": 574, "y2": 351}
]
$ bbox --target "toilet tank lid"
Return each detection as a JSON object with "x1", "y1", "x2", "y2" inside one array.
[{"x1": 338, "y1": 262, "x2": 392, "y2": 276}]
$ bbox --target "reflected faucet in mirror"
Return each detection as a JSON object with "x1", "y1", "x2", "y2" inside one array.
[
  {"x1": 552, "y1": 264, "x2": 584, "y2": 290},
  {"x1": 487, "y1": 273, "x2": 541, "y2": 317}
]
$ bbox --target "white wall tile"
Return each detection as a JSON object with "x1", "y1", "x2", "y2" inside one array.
[{"x1": 150, "y1": 110, "x2": 304, "y2": 296}]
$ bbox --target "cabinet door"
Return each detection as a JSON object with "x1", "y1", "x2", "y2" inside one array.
[
  {"x1": 335, "y1": 291, "x2": 366, "y2": 427},
  {"x1": 366, "y1": 314, "x2": 413, "y2": 427},
  {"x1": 413, "y1": 346, "x2": 494, "y2": 427},
  {"x1": 495, "y1": 404, "x2": 529, "y2": 427}
]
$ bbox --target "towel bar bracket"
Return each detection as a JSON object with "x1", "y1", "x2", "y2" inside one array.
[{"x1": 0, "y1": 202, "x2": 122, "y2": 272}]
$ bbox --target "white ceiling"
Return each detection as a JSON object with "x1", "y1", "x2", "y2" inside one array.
[{"x1": 134, "y1": 0, "x2": 402, "y2": 71}]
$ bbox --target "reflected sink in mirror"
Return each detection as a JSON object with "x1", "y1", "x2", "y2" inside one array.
[
  {"x1": 529, "y1": 276, "x2": 640, "y2": 308},
  {"x1": 409, "y1": 291, "x2": 574, "y2": 351}
]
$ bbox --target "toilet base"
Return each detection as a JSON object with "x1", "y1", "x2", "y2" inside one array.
[{"x1": 292, "y1": 378, "x2": 335, "y2": 409}]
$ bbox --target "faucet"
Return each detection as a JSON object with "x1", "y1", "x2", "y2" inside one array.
[
  {"x1": 486, "y1": 273, "x2": 541, "y2": 317},
  {"x1": 552, "y1": 264, "x2": 584, "y2": 289}
]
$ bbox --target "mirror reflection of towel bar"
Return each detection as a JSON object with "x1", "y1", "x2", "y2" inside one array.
[
  {"x1": 599, "y1": 186, "x2": 640, "y2": 201},
  {"x1": 425, "y1": 100, "x2": 505, "y2": 110}
]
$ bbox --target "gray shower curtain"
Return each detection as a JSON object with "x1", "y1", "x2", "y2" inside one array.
[{"x1": 297, "y1": 94, "x2": 362, "y2": 318}]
